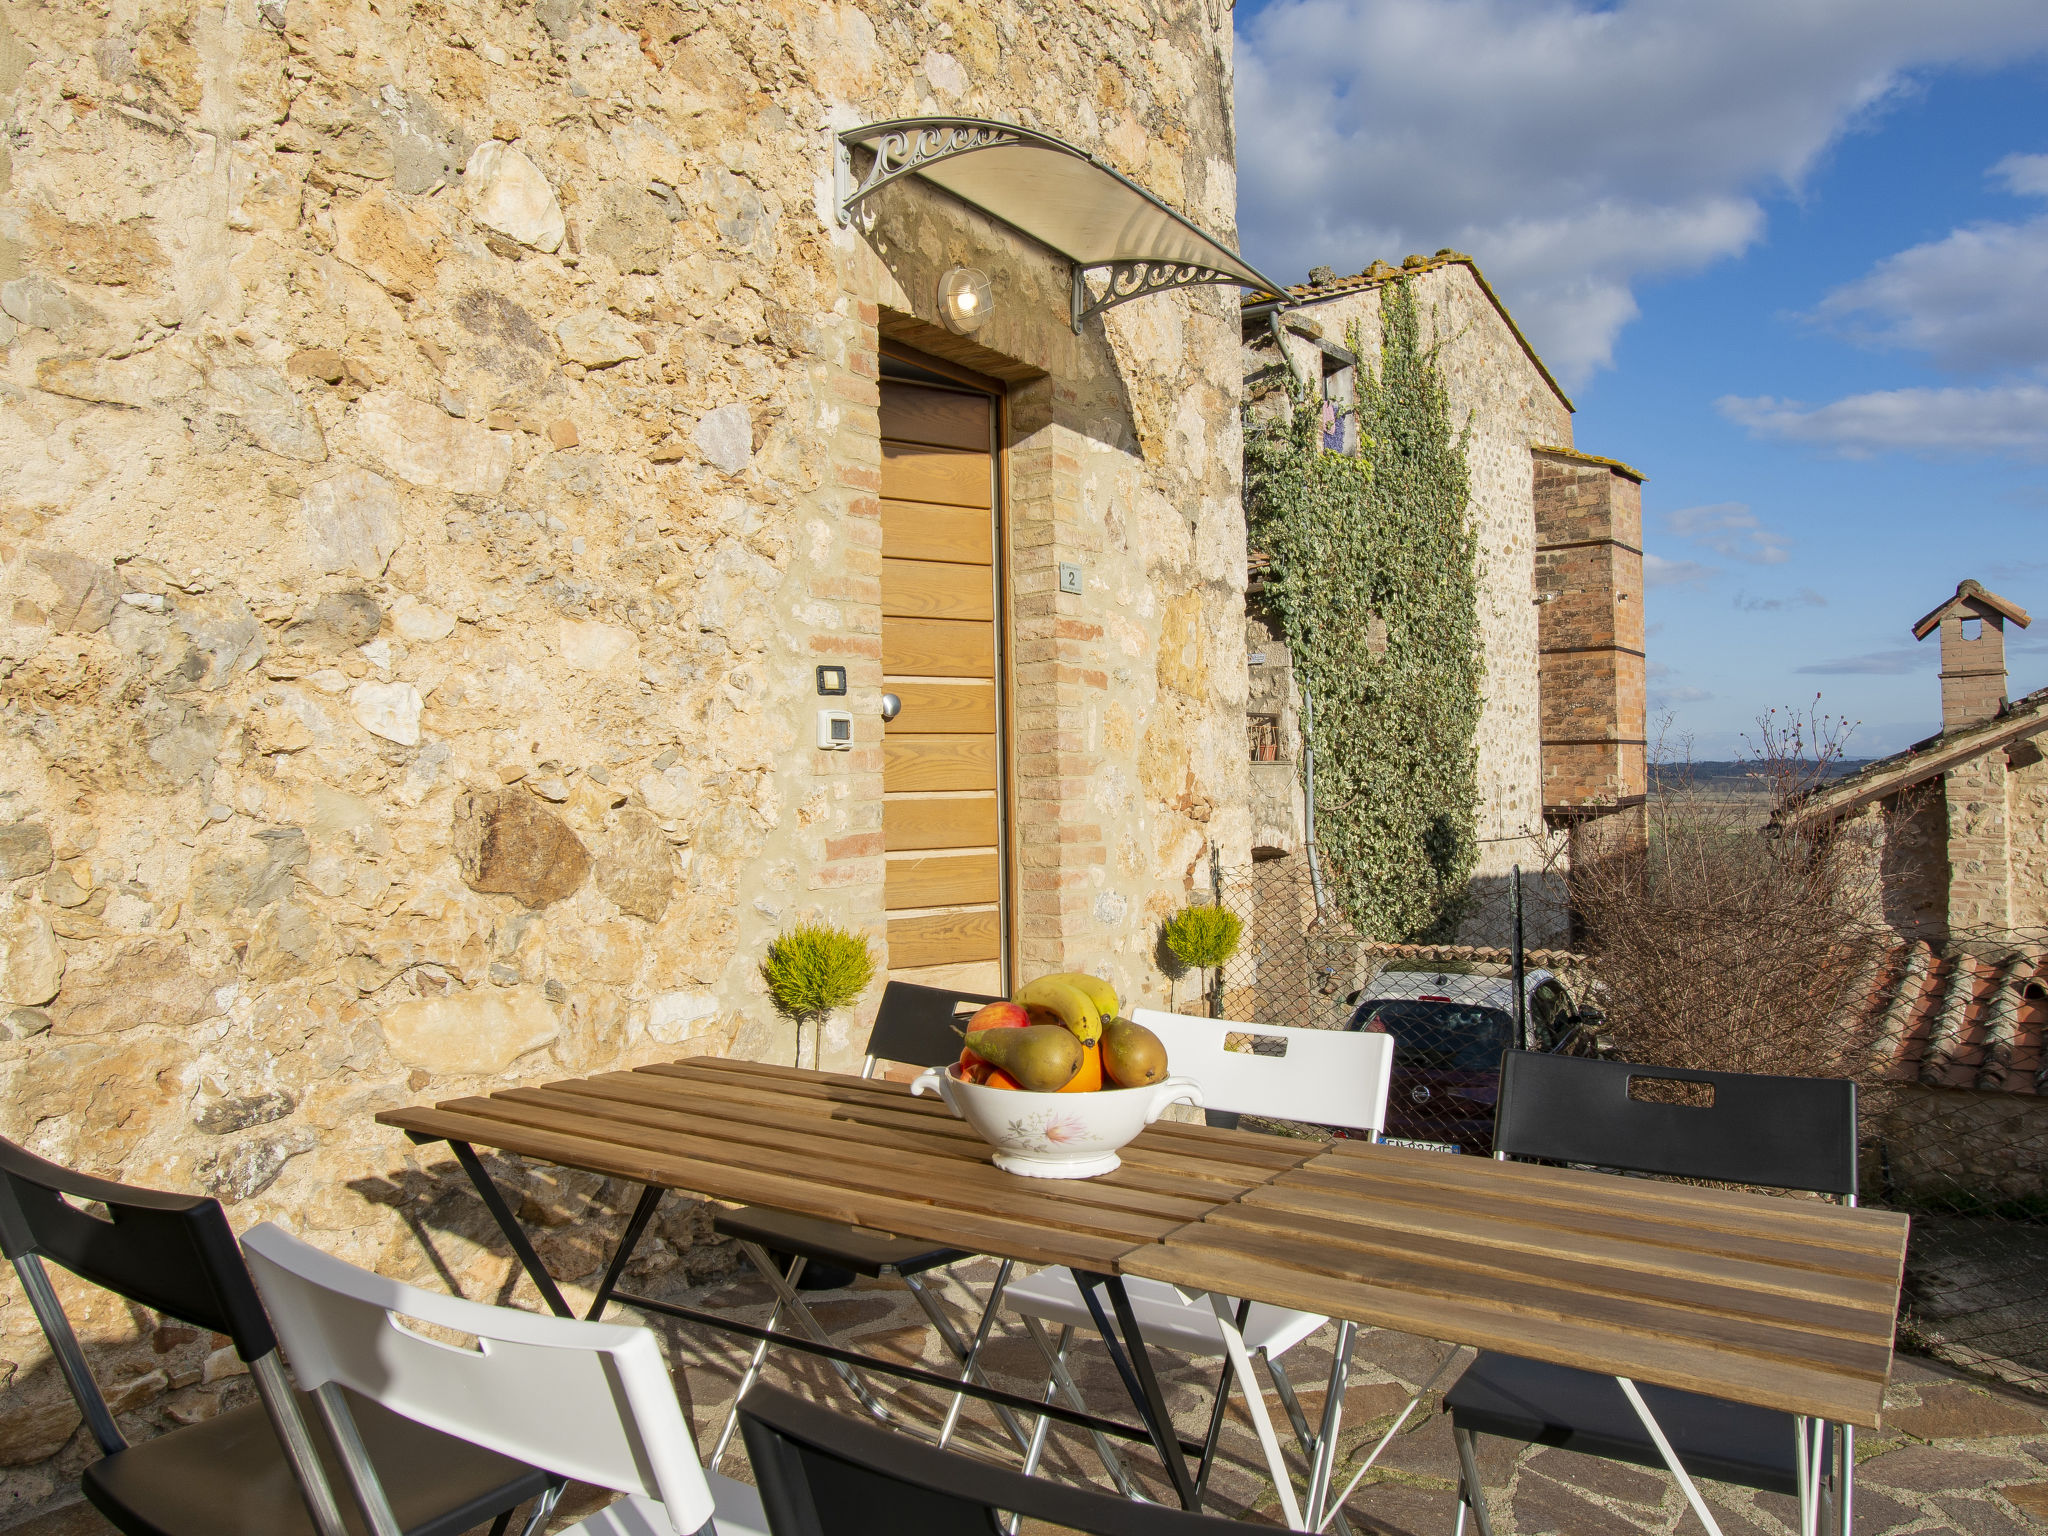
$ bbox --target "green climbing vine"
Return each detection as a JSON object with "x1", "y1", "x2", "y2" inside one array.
[{"x1": 1245, "y1": 278, "x2": 1482, "y2": 940}]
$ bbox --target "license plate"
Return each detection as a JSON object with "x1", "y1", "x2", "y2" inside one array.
[{"x1": 1380, "y1": 1137, "x2": 1462, "y2": 1154}]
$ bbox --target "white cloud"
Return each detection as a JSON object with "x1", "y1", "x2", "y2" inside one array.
[
  {"x1": 1652, "y1": 684, "x2": 1715, "y2": 705},
  {"x1": 1718, "y1": 383, "x2": 2048, "y2": 461},
  {"x1": 1994, "y1": 152, "x2": 2048, "y2": 198},
  {"x1": 1234, "y1": 0, "x2": 2048, "y2": 385},
  {"x1": 1644, "y1": 552, "x2": 1718, "y2": 590},
  {"x1": 1812, "y1": 163, "x2": 2048, "y2": 371},
  {"x1": 1734, "y1": 589, "x2": 1828, "y2": 612},
  {"x1": 1664, "y1": 502, "x2": 1789, "y2": 564}
]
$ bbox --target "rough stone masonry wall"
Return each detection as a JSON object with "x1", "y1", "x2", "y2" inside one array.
[
  {"x1": 0, "y1": 0, "x2": 1247, "y2": 1509},
  {"x1": 1277, "y1": 261, "x2": 1572, "y2": 897},
  {"x1": 2002, "y1": 744, "x2": 2048, "y2": 935}
]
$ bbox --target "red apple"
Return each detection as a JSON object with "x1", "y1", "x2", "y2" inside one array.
[{"x1": 958, "y1": 1000, "x2": 1029, "y2": 1071}]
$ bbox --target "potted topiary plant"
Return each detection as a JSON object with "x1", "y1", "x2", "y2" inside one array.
[
  {"x1": 1162, "y1": 903, "x2": 1242, "y2": 1019},
  {"x1": 759, "y1": 920, "x2": 878, "y2": 1070}
]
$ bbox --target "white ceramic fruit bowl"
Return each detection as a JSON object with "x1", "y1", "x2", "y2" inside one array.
[{"x1": 909, "y1": 1065, "x2": 1203, "y2": 1179}]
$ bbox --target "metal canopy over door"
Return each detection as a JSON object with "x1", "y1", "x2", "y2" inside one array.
[{"x1": 879, "y1": 360, "x2": 1006, "y2": 991}]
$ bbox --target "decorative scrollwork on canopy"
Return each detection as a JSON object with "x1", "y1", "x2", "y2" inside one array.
[
  {"x1": 836, "y1": 120, "x2": 1030, "y2": 231},
  {"x1": 1071, "y1": 260, "x2": 1243, "y2": 330},
  {"x1": 834, "y1": 117, "x2": 1289, "y2": 333}
]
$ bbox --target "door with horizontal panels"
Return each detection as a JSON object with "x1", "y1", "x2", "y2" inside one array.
[{"x1": 879, "y1": 361, "x2": 1005, "y2": 992}]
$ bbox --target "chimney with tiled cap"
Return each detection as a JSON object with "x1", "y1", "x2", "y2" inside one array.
[{"x1": 1912, "y1": 579, "x2": 2033, "y2": 731}]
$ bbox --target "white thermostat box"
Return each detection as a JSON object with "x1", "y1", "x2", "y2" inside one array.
[{"x1": 817, "y1": 709, "x2": 854, "y2": 750}]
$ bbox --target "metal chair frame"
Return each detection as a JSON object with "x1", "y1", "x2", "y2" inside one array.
[
  {"x1": 1443, "y1": 1051, "x2": 1861, "y2": 1536},
  {"x1": 997, "y1": 1010, "x2": 1398, "y2": 1531},
  {"x1": 0, "y1": 1135, "x2": 548, "y2": 1536}
]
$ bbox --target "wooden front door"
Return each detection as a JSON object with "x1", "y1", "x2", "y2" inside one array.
[{"x1": 879, "y1": 365, "x2": 1005, "y2": 991}]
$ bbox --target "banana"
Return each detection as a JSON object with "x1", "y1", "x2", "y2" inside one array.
[
  {"x1": 1014, "y1": 976, "x2": 1103, "y2": 1045},
  {"x1": 1039, "y1": 971, "x2": 1118, "y2": 1022}
]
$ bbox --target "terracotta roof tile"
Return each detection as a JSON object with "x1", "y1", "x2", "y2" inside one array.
[
  {"x1": 1844, "y1": 941, "x2": 2048, "y2": 1096},
  {"x1": 1248, "y1": 252, "x2": 1573, "y2": 415}
]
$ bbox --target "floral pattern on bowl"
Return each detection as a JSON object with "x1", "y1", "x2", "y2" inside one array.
[{"x1": 911, "y1": 1065, "x2": 1203, "y2": 1179}]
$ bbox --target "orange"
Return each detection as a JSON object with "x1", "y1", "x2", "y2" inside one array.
[
  {"x1": 1057, "y1": 1040, "x2": 1103, "y2": 1093},
  {"x1": 985, "y1": 1069, "x2": 1023, "y2": 1091}
]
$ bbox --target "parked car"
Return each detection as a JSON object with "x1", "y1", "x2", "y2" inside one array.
[{"x1": 1338, "y1": 964, "x2": 1594, "y2": 1154}]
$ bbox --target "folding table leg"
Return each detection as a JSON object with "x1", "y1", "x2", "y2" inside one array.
[
  {"x1": 585, "y1": 1185, "x2": 665, "y2": 1321},
  {"x1": 1304, "y1": 1321, "x2": 1356, "y2": 1528},
  {"x1": 1840, "y1": 1424, "x2": 1854, "y2": 1536},
  {"x1": 1204, "y1": 1294, "x2": 1304, "y2": 1530},
  {"x1": 736, "y1": 1241, "x2": 894, "y2": 1423},
  {"x1": 1019, "y1": 1315, "x2": 1142, "y2": 1500},
  {"x1": 1453, "y1": 1426, "x2": 1496, "y2": 1536},
  {"x1": 936, "y1": 1258, "x2": 1015, "y2": 1449},
  {"x1": 903, "y1": 1269, "x2": 1033, "y2": 1453},
  {"x1": 1266, "y1": 1355, "x2": 1358, "y2": 1536},
  {"x1": 1085, "y1": 1274, "x2": 1201, "y2": 1510},
  {"x1": 709, "y1": 1251, "x2": 804, "y2": 1471},
  {"x1": 1616, "y1": 1376, "x2": 1724, "y2": 1536},
  {"x1": 1196, "y1": 1301, "x2": 1252, "y2": 1500},
  {"x1": 1313, "y1": 1346, "x2": 1461, "y2": 1532},
  {"x1": 445, "y1": 1141, "x2": 573, "y2": 1318}
]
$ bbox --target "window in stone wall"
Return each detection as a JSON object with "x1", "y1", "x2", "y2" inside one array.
[
  {"x1": 1962, "y1": 617, "x2": 1983, "y2": 640},
  {"x1": 1249, "y1": 714, "x2": 1282, "y2": 762},
  {"x1": 1321, "y1": 362, "x2": 1357, "y2": 454}
]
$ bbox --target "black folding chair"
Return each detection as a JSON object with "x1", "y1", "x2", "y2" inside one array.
[
  {"x1": 1442, "y1": 1051, "x2": 1861, "y2": 1536},
  {"x1": 709, "y1": 980, "x2": 1032, "y2": 1465},
  {"x1": 738, "y1": 1381, "x2": 1264, "y2": 1536},
  {"x1": 0, "y1": 1135, "x2": 551, "y2": 1536}
]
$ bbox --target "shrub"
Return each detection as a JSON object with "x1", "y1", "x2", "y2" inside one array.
[
  {"x1": 760, "y1": 921, "x2": 876, "y2": 1066},
  {"x1": 1567, "y1": 705, "x2": 1884, "y2": 1078},
  {"x1": 1163, "y1": 904, "x2": 1243, "y2": 971}
]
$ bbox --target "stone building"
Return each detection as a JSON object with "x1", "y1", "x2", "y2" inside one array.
[
  {"x1": 1788, "y1": 580, "x2": 2048, "y2": 942},
  {"x1": 0, "y1": 0, "x2": 1265, "y2": 1498},
  {"x1": 1237, "y1": 255, "x2": 1647, "y2": 937}
]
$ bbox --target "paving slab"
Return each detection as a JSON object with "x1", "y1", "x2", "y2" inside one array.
[{"x1": 9, "y1": 1264, "x2": 2048, "y2": 1536}]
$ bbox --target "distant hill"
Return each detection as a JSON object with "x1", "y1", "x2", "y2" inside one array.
[{"x1": 1651, "y1": 759, "x2": 1874, "y2": 799}]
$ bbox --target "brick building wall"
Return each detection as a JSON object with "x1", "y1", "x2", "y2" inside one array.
[{"x1": 1531, "y1": 448, "x2": 1646, "y2": 816}]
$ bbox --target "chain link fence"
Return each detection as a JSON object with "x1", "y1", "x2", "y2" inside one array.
[{"x1": 1187, "y1": 850, "x2": 2048, "y2": 1395}]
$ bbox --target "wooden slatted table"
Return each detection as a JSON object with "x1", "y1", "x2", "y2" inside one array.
[
  {"x1": 1120, "y1": 1137, "x2": 1909, "y2": 1430},
  {"x1": 380, "y1": 1056, "x2": 1322, "y2": 1509},
  {"x1": 379, "y1": 1056, "x2": 1317, "y2": 1271},
  {"x1": 379, "y1": 1059, "x2": 1909, "y2": 1525}
]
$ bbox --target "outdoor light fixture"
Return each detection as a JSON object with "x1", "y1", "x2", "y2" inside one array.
[{"x1": 937, "y1": 266, "x2": 993, "y2": 334}]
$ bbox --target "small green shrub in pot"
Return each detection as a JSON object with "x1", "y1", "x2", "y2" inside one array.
[
  {"x1": 1163, "y1": 904, "x2": 1242, "y2": 1018},
  {"x1": 760, "y1": 920, "x2": 877, "y2": 1068}
]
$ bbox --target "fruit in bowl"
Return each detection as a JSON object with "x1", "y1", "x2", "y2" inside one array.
[{"x1": 913, "y1": 973, "x2": 1201, "y2": 1178}]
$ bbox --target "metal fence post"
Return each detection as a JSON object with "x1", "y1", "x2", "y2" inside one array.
[
  {"x1": 1209, "y1": 845, "x2": 1225, "y2": 1020},
  {"x1": 1511, "y1": 864, "x2": 1527, "y2": 1049}
]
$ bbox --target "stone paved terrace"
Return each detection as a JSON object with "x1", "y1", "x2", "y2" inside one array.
[{"x1": 11, "y1": 1257, "x2": 2048, "y2": 1536}]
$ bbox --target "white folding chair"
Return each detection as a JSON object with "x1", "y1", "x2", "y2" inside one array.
[
  {"x1": 1002, "y1": 1011, "x2": 1396, "y2": 1532},
  {"x1": 241, "y1": 1222, "x2": 769, "y2": 1536}
]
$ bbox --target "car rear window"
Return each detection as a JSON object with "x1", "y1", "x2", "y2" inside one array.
[{"x1": 1349, "y1": 1000, "x2": 1514, "y2": 1070}]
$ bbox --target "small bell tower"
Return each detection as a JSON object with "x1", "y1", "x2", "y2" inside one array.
[{"x1": 1912, "y1": 580, "x2": 2032, "y2": 731}]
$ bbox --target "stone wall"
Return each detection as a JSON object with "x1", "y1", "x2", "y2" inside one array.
[
  {"x1": 1947, "y1": 751, "x2": 2016, "y2": 934},
  {"x1": 1243, "y1": 610, "x2": 1301, "y2": 859},
  {"x1": 1871, "y1": 783, "x2": 1952, "y2": 943},
  {"x1": 2004, "y1": 743, "x2": 2048, "y2": 935},
  {"x1": 1267, "y1": 259, "x2": 1573, "y2": 892},
  {"x1": 0, "y1": 0, "x2": 1246, "y2": 1509}
]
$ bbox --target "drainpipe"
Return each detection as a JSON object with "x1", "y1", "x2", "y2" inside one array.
[
  {"x1": 1265, "y1": 310, "x2": 1307, "y2": 393},
  {"x1": 1301, "y1": 686, "x2": 1328, "y2": 921}
]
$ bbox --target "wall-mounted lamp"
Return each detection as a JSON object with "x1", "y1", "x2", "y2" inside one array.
[{"x1": 937, "y1": 266, "x2": 993, "y2": 335}]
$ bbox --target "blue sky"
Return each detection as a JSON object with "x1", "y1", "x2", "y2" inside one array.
[{"x1": 1231, "y1": 0, "x2": 2048, "y2": 758}]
